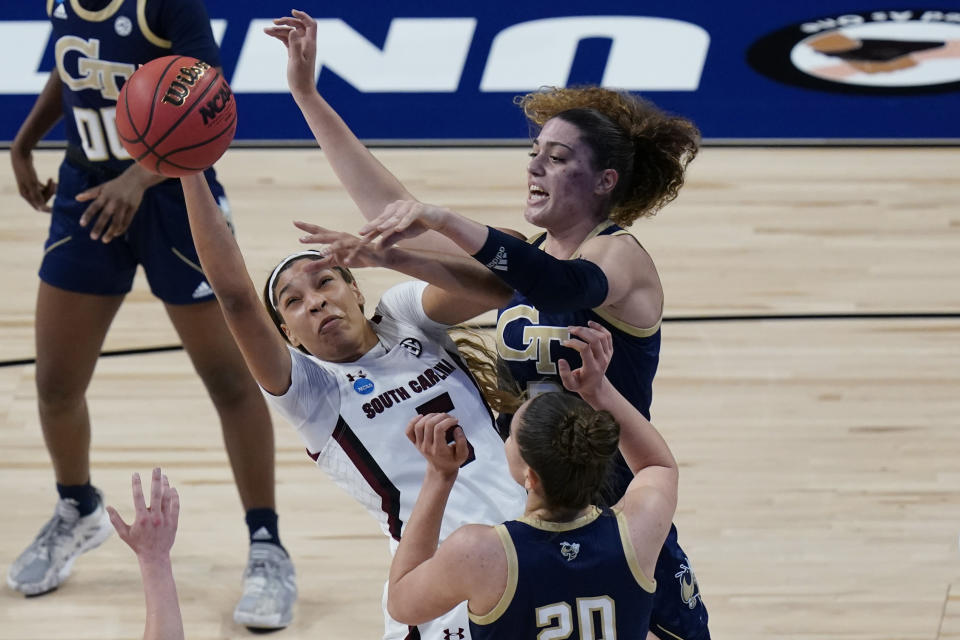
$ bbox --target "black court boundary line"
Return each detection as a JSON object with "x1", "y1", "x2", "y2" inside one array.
[{"x1": 0, "y1": 311, "x2": 957, "y2": 368}]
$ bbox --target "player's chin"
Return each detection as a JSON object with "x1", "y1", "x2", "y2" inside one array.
[{"x1": 523, "y1": 203, "x2": 551, "y2": 228}]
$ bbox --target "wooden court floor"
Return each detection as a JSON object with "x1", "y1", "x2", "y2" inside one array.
[{"x1": 0, "y1": 147, "x2": 959, "y2": 639}]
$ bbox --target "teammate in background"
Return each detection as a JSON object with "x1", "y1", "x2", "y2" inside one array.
[
  {"x1": 7, "y1": 0, "x2": 296, "y2": 629},
  {"x1": 389, "y1": 322, "x2": 679, "y2": 638},
  {"x1": 178, "y1": 166, "x2": 527, "y2": 639},
  {"x1": 107, "y1": 468, "x2": 184, "y2": 640},
  {"x1": 268, "y1": 10, "x2": 708, "y2": 638}
]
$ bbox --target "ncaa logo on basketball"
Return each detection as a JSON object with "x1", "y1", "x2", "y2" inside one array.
[
  {"x1": 748, "y1": 10, "x2": 960, "y2": 94},
  {"x1": 199, "y1": 82, "x2": 234, "y2": 126}
]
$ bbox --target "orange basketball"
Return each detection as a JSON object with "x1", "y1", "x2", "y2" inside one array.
[{"x1": 116, "y1": 55, "x2": 237, "y2": 177}]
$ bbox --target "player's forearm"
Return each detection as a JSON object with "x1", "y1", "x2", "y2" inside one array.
[
  {"x1": 291, "y1": 90, "x2": 413, "y2": 218},
  {"x1": 468, "y1": 226, "x2": 609, "y2": 312},
  {"x1": 138, "y1": 556, "x2": 185, "y2": 640},
  {"x1": 291, "y1": 91, "x2": 466, "y2": 254},
  {"x1": 180, "y1": 174, "x2": 257, "y2": 306},
  {"x1": 11, "y1": 72, "x2": 63, "y2": 155},
  {"x1": 388, "y1": 470, "x2": 456, "y2": 590},
  {"x1": 384, "y1": 247, "x2": 512, "y2": 309},
  {"x1": 580, "y1": 379, "x2": 677, "y2": 476},
  {"x1": 123, "y1": 162, "x2": 168, "y2": 189}
]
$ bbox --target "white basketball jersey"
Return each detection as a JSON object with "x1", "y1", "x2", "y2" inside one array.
[{"x1": 267, "y1": 281, "x2": 527, "y2": 544}]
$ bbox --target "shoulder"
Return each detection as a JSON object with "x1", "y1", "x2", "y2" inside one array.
[
  {"x1": 375, "y1": 280, "x2": 450, "y2": 340},
  {"x1": 581, "y1": 230, "x2": 647, "y2": 256},
  {"x1": 441, "y1": 524, "x2": 505, "y2": 564},
  {"x1": 278, "y1": 347, "x2": 338, "y2": 396},
  {"x1": 580, "y1": 233, "x2": 657, "y2": 281}
]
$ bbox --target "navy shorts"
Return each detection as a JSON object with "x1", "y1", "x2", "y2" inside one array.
[
  {"x1": 650, "y1": 524, "x2": 710, "y2": 640},
  {"x1": 39, "y1": 159, "x2": 230, "y2": 305}
]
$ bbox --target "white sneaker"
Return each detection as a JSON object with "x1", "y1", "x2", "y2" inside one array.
[
  {"x1": 233, "y1": 542, "x2": 297, "y2": 629},
  {"x1": 7, "y1": 492, "x2": 112, "y2": 596}
]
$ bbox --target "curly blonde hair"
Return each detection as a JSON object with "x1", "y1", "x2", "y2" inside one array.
[
  {"x1": 516, "y1": 86, "x2": 700, "y2": 226},
  {"x1": 448, "y1": 327, "x2": 523, "y2": 417}
]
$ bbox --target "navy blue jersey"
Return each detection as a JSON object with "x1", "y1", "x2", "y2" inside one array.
[
  {"x1": 496, "y1": 220, "x2": 660, "y2": 501},
  {"x1": 48, "y1": 0, "x2": 221, "y2": 172},
  {"x1": 469, "y1": 507, "x2": 655, "y2": 639}
]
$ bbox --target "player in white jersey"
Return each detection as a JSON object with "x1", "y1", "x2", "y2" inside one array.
[{"x1": 178, "y1": 172, "x2": 527, "y2": 639}]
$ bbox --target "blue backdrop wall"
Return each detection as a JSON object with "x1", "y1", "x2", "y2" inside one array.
[{"x1": 2, "y1": 1, "x2": 958, "y2": 143}]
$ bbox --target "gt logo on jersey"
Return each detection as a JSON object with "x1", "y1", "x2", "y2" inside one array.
[
  {"x1": 54, "y1": 36, "x2": 135, "y2": 100},
  {"x1": 496, "y1": 305, "x2": 569, "y2": 375}
]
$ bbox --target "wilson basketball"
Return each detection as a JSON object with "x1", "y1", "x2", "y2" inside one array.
[{"x1": 116, "y1": 55, "x2": 237, "y2": 177}]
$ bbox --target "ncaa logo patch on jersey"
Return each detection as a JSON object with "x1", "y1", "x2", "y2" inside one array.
[
  {"x1": 347, "y1": 370, "x2": 375, "y2": 395},
  {"x1": 560, "y1": 541, "x2": 580, "y2": 561},
  {"x1": 399, "y1": 337, "x2": 422, "y2": 357}
]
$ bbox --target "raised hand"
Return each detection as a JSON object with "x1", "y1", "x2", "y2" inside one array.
[
  {"x1": 293, "y1": 220, "x2": 387, "y2": 269},
  {"x1": 264, "y1": 10, "x2": 318, "y2": 97},
  {"x1": 405, "y1": 413, "x2": 469, "y2": 479},
  {"x1": 106, "y1": 467, "x2": 180, "y2": 563},
  {"x1": 557, "y1": 320, "x2": 614, "y2": 397},
  {"x1": 358, "y1": 200, "x2": 451, "y2": 249}
]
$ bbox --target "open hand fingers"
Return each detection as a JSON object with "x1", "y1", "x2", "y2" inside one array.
[
  {"x1": 557, "y1": 358, "x2": 574, "y2": 386},
  {"x1": 106, "y1": 505, "x2": 131, "y2": 541},
  {"x1": 292, "y1": 219, "x2": 326, "y2": 237},
  {"x1": 160, "y1": 473, "x2": 172, "y2": 516},
  {"x1": 168, "y1": 487, "x2": 180, "y2": 529},
  {"x1": 131, "y1": 471, "x2": 147, "y2": 515},
  {"x1": 567, "y1": 323, "x2": 613, "y2": 363},
  {"x1": 101, "y1": 207, "x2": 134, "y2": 243},
  {"x1": 149, "y1": 467, "x2": 163, "y2": 513},
  {"x1": 587, "y1": 320, "x2": 613, "y2": 353},
  {"x1": 263, "y1": 26, "x2": 292, "y2": 45},
  {"x1": 86, "y1": 200, "x2": 114, "y2": 240},
  {"x1": 272, "y1": 17, "x2": 306, "y2": 30}
]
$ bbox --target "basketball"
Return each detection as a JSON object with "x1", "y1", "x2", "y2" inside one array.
[{"x1": 116, "y1": 55, "x2": 237, "y2": 177}]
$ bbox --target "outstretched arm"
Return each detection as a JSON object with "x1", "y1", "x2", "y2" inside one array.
[
  {"x1": 180, "y1": 174, "x2": 292, "y2": 395},
  {"x1": 294, "y1": 221, "x2": 511, "y2": 323},
  {"x1": 107, "y1": 468, "x2": 183, "y2": 640},
  {"x1": 559, "y1": 322, "x2": 678, "y2": 576},
  {"x1": 361, "y1": 205, "x2": 626, "y2": 313},
  {"x1": 264, "y1": 10, "x2": 465, "y2": 256}
]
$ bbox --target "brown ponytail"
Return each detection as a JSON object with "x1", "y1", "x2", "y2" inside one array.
[{"x1": 515, "y1": 392, "x2": 619, "y2": 510}]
